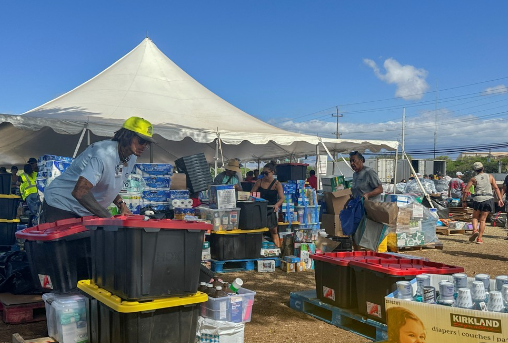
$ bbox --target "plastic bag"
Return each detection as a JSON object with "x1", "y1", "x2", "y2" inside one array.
[
  {"x1": 339, "y1": 196, "x2": 364, "y2": 235},
  {"x1": 354, "y1": 216, "x2": 390, "y2": 251},
  {"x1": 422, "y1": 196, "x2": 449, "y2": 219},
  {"x1": 433, "y1": 179, "x2": 449, "y2": 197},
  {"x1": 0, "y1": 251, "x2": 35, "y2": 294},
  {"x1": 404, "y1": 179, "x2": 437, "y2": 195}
]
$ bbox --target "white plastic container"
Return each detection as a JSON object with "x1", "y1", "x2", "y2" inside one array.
[
  {"x1": 43, "y1": 293, "x2": 89, "y2": 343},
  {"x1": 201, "y1": 288, "x2": 256, "y2": 323}
]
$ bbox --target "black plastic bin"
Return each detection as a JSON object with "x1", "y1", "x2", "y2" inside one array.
[
  {"x1": 78, "y1": 280, "x2": 206, "y2": 343},
  {"x1": 84, "y1": 216, "x2": 212, "y2": 300},
  {"x1": 0, "y1": 174, "x2": 10, "y2": 195},
  {"x1": 236, "y1": 201, "x2": 267, "y2": 230},
  {"x1": 0, "y1": 195, "x2": 21, "y2": 220},
  {"x1": 16, "y1": 217, "x2": 92, "y2": 293},
  {"x1": 350, "y1": 259, "x2": 464, "y2": 323},
  {"x1": 275, "y1": 163, "x2": 308, "y2": 182},
  {"x1": 209, "y1": 229, "x2": 265, "y2": 260},
  {"x1": 330, "y1": 236, "x2": 354, "y2": 252},
  {"x1": 311, "y1": 251, "x2": 397, "y2": 309},
  {"x1": 0, "y1": 219, "x2": 20, "y2": 245}
]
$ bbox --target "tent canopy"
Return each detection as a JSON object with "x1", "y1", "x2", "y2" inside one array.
[{"x1": 0, "y1": 38, "x2": 398, "y2": 164}]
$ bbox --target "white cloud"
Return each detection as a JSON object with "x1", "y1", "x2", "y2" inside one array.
[
  {"x1": 363, "y1": 58, "x2": 429, "y2": 101},
  {"x1": 482, "y1": 84, "x2": 508, "y2": 96},
  {"x1": 274, "y1": 109, "x2": 508, "y2": 153}
]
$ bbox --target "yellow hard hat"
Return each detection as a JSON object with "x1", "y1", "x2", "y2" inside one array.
[{"x1": 122, "y1": 117, "x2": 155, "y2": 143}]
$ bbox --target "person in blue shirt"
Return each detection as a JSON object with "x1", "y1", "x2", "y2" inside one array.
[{"x1": 40, "y1": 117, "x2": 155, "y2": 223}]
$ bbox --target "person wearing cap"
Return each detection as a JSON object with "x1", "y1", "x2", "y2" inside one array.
[
  {"x1": 349, "y1": 151, "x2": 383, "y2": 201},
  {"x1": 40, "y1": 117, "x2": 155, "y2": 223},
  {"x1": 20, "y1": 158, "x2": 40, "y2": 226},
  {"x1": 462, "y1": 162, "x2": 503, "y2": 244},
  {"x1": 448, "y1": 171, "x2": 465, "y2": 199},
  {"x1": 213, "y1": 159, "x2": 243, "y2": 191}
]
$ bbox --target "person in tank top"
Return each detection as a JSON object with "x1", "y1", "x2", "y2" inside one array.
[
  {"x1": 250, "y1": 163, "x2": 285, "y2": 247},
  {"x1": 462, "y1": 162, "x2": 503, "y2": 244}
]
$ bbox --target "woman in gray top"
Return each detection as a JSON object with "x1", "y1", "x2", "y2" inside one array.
[
  {"x1": 462, "y1": 162, "x2": 503, "y2": 244},
  {"x1": 349, "y1": 151, "x2": 383, "y2": 201}
]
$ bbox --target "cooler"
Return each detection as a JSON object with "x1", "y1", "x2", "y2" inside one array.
[
  {"x1": 275, "y1": 163, "x2": 308, "y2": 182},
  {"x1": 0, "y1": 194, "x2": 21, "y2": 220},
  {"x1": 0, "y1": 219, "x2": 20, "y2": 245},
  {"x1": 350, "y1": 259, "x2": 464, "y2": 323},
  {"x1": 78, "y1": 280, "x2": 207, "y2": 343},
  {"x1": 236, "y1": 201, "x2": 267, "y2": 230},
  {"x1": 0, "y1": 173, "x2": 10, "y2": 195},
  {"x1": 16, "y1": 218, "x2": 92, "y2": 293},
  {"x1": 311, "y1": 251, "x2": 397, "y2": 309},
  {"x1": 83, "y1": 216, "x2": 212, "y2": 300},
  {"x1": 201, "y1": 288, "x2": 256, "y2": 323},
  {"x1": 209, "y1": 228, "x2": 267, "y2": 260}
]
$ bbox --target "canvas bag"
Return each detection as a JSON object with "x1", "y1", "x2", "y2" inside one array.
[
  {"x1": 339, "y1": 196, "x2": 364, "y2": 235},
  {"x1": 364, "y1": 200, "x2": 398, "y2": 225},
  {"x1": 354, "y1": 215, "x2": 390, "y2": 251}
]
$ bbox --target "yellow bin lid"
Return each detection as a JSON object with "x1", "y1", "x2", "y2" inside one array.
[
  {"x1": 0, "y1": 219, "x2": 20, "y2": 223},
  {"x1": 212, "y1": 227, "x2": 269, "y2": 234},
  {"x1": 77, "y1": 280, "x2": 208, "y2": 313},
  {"x1": 0, "y1": 194, "x2": 21, "y2": 199}
]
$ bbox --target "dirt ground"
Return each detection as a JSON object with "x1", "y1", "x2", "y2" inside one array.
[{"x1": 2, "y1": 224, "x2": 508, "y2": 343}]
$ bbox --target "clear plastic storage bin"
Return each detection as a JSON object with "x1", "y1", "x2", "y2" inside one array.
[
  {"x1": 198, "y1": 207, "x2": 240, "y2": 231},
  {"x1": 42, "y1": 293, "x2": 88, "y2": 343},
  {"x1": 201, "y1": 288, "x2": 256, "y2": 323}
]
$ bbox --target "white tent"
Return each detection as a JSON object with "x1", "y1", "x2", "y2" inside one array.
[{"x1": 0, "y1": 38, "x2": 398, "y2": 165}]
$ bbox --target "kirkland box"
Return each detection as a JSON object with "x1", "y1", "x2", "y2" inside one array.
[
  {"x1": 84, "y1": 216, "x2": 212, "y2": 300},
  {"x1": 78, "y1": 280, "x2": 206, "y2": 343},
  {"x1": 386, "y1": 274, "x2": 508, "y2": 343},
  {"x1": 350, "y1": 258, "x2": 464, "y2": 323},
  {"x1": 209, "y1": 228, "x2": 267, "y2": 260},
  {"x1": 209, "y1": 185, "x2": 236, "y2": 209},
  {"x1": 201, "y1": 288, "x2": 256, "y2": 323},
  {"x1": 16, "y1": 218, "x2": 92, "y2": 293}
]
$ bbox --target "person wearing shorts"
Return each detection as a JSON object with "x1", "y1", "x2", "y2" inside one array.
[{"x1": 463, "y1": 162, "x2": 503, "y2": 244}]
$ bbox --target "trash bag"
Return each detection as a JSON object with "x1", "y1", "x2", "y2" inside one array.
[
  {"x1": 0, "y1": 251, "x2": 36, "y2": 294},
  {"x1": 339, "y1": 196, "x2": 365, "y2": 235},
  {"x1": 422, "y1": 196, "x2": 449, "y2": 219},
  {"x1": 404, "y1": 179, "x2": 437, "y2": 195}
]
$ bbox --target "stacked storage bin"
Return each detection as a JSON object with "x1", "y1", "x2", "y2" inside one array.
[
  {"x1": 175, "y1": 153, "x2": 212, "y2": 194},
  {"x1": 133, "y1": 163, "x2": 173, "y2": 214},
  {"x1": 17, "y1": 218, "x2": 93, "y2": 343},
  {"x1": 0, "y1": 171, "x2": 21, "y2": 248},
  {"x1": 81, "y1": 215, "x2": 212, "y2": 342}
]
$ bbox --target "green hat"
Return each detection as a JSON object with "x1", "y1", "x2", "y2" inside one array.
[{"x1": 122, "y1": 117, "x2": 155, "y2": 143}]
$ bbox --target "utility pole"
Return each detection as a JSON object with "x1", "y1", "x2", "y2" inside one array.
[
  {"x1": 434, "y1": 80, "x2": 439, "y2": 159},
  {"x1": 332, "y1": 106, "x2": 343, "y2": 139},
  {"x1": 402, "y1": 107, "x2": 406, "y2": 152}
]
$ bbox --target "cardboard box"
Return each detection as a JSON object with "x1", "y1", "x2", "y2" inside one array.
[
  {"x1": 170, "y1": 173, "x2": 187, "y2": 190},
  {"x1": 324, "y1": 189, "x2": 352, "y2": 215},
  {"x1": 280, "y1": 261, "x2": 295, "y2": 273},
  {"x1": 257, "y1": 260, "x2": 275, "y2": 272},
  {"x1": 396, "y1": 208, "x2": 412, "y2": 225},
  {"x1": 237, "y1": 191, "x2": 250, "y2": 201},
  {"x1": 295, "y1": 261, "x2": 306, "y2": 272},
  {"x1": 260, "y1": 248, "x2": 280, "y2": 257},
  {"x1": 209, "y1": 185, "x2": 237, "y2": 209},
  {"x1": 322, "y1": 214, "x2": 344, "y2": 237},
  {"x1": 386, "y1": 275, "x2": 504, "y2": 343}
]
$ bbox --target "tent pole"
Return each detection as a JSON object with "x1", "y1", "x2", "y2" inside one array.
[
  {"x1": 394, "y1": 148, "x2": 398, "y2": 194},
  {"x1": 73, "y1": 127, "x2": 87, "y2": 158},
  {"x1": 214, "y1": 137, "x2": 219, "y2": 177},
  {"x1": 87, "y1": 129, "x2": 90, "y2": 145},
  {"x1": 150, "y1": 143, "x2": 153, "y2": 163},
  {"x1": 403, "y1": 151, "x2": 434, "y2": 208},
  {"x1": 316, "y1": 144, "x2": 320, "y2": 190}
]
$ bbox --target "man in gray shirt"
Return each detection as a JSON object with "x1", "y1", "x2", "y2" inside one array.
[{"x1": 349, "y1": 151, "x2": 383, "y2": 201}]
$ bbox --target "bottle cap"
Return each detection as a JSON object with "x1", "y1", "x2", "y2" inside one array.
[{"x1": 216, "y1": 286, "x2": 222, "y2": 291}]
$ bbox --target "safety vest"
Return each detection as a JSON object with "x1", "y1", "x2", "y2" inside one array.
[{"x1": 20, "y1": 172, "x2": 38, "y2": 201}]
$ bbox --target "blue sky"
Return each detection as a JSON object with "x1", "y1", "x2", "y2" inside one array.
[{"x1": 1, "y1": 1, "x2": 507, "y2": 156}]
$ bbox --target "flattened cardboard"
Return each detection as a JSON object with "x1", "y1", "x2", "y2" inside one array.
[
  {"x1": 170, "y1": 173, "x2": 187, "y2": 190},
  {"x1": 322, "y1": 214, "x2": 344, "y2": 237}
]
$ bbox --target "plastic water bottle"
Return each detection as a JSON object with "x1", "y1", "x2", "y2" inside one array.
[
  {"x1": 453, "y1": 273, "x2": 468, "y2": 299},
  {"x1": 437, "y1": 281, "x2": 455, "y2": 306},
  {"x1": 414, "y1": 274, "x2": 430, "y2": 302},
  {"x1": 396, "y1": 281, "x2": 413, "y2": 301},
  {"x1": 471, "y1": 281, "x2": 488, "y2": 311}
]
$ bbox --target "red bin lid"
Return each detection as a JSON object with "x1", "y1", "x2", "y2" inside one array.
[
  {"x1": 83, "y1": 215, "x2": 212, "y2": 231},
  {"x1": 349, "y1": 259, "x2": 464, "y2": 276},
  {"x1": 15, "y1": 217, "x2": 91, "y2": 241},
  {"x1": 310, "y1": 251, "x2": 397, "y2": 267}
]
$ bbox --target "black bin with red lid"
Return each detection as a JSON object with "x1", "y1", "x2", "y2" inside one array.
[
  {"x1": 83, "y1": 215, "x2": 212, "y2": 301},
  {"x1": 16, "y1": 217, "x2": 92, "y2": 293}
]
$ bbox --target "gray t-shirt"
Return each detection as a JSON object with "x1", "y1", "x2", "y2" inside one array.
[
  {"x1": 213, "y1": 171, "x2": 242, "y2": 190},
  {"x1": 44, "y1": 140, "x2": 137, "y2": 216},
  {"x1": 351, "y1": 166, "x2": 382, "y2": 201}
]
